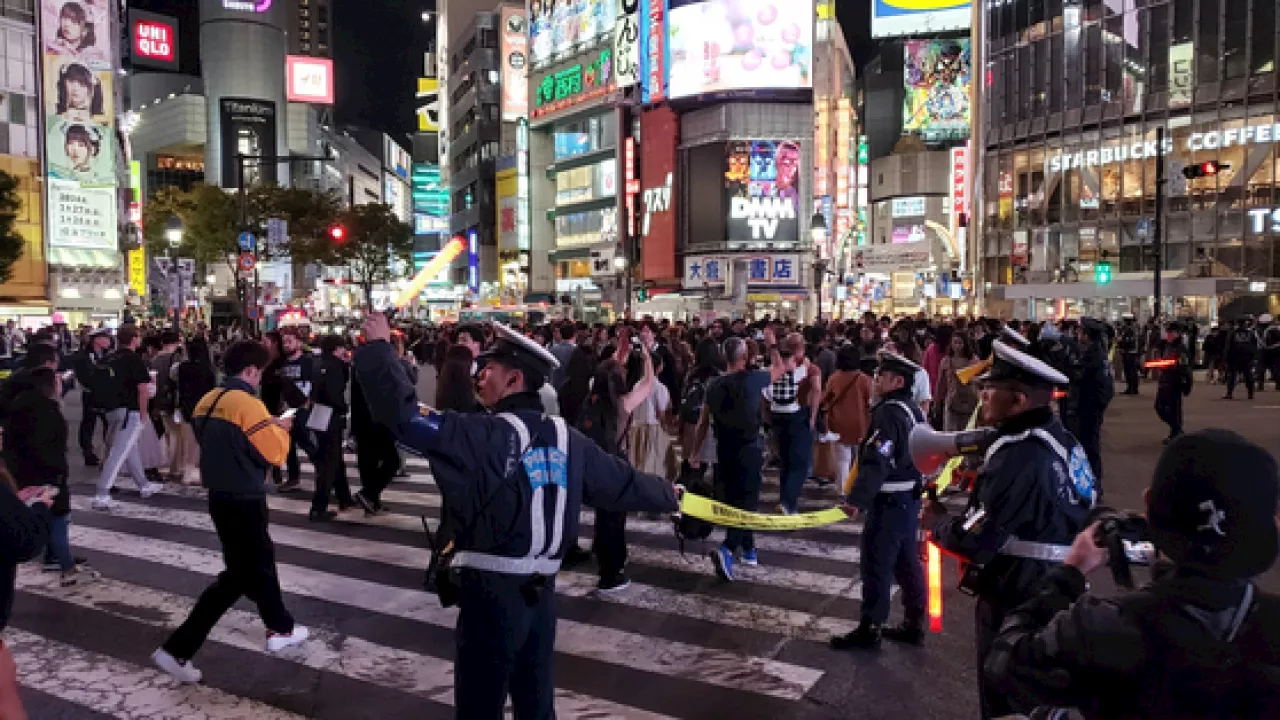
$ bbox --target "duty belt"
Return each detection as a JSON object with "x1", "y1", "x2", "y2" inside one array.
[{"x1": 879, "y1": 480, "x2": 919, "y2": 493}]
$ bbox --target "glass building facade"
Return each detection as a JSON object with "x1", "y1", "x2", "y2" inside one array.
[{"x1": 981, "y1": 0, "x2": 1280, "y2": 319}]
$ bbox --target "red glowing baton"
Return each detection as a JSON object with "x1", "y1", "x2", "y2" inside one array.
[
  {"x1": 1144, "y1": 359, "x2": 1177, "y2": 370},
  {"x1": 927, "y1": 540, "x2": 943, "y2": 633}
]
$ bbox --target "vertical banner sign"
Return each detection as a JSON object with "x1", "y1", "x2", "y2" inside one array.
[
  {"x1": 950, "y1": 145, "x2": 969, "y2": 233},
  {"x1": 640, "y1": 106, "x2": 678, "y2": 280},
  {"x1": 624, "y1": 137, "x2": 638, "y2": 237},
  {"x1": 640, "y1": 0, "x2": 667, "y2": 103},
  {"x1": 614, "y1": 0, "x2": 640, "y2": 89},
  {"x1": 1168, "y1": 42, "x2": 1194, "y2": 108},
  {"x1": 500, "y1": 8, "x2": 529, "y2": 121},
  {"x1": 43, "y1": 0, "x2": 119, "y2": 253}
]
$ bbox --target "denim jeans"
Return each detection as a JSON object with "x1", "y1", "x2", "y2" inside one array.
[
  {"x1": 774, "y1": 411, "x2": 813, "y2": 513},
  {"x1": 45, "y1": 514, "x2": 73, "y2": 570}
]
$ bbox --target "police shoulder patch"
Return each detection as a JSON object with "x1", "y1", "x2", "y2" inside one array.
[
  {"x1": 877, "y1": 438, "x2": 894, "y2": 457},
  {"x1": 1067, "y1": 445, "x2": 1096, "y2": 505}
]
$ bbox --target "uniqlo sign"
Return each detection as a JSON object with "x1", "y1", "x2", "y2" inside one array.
[
  {"x1": 286, "y1": 56, "x2": 335, "y2": 104},
  {"x1": 130, "y1": 11, "x2": 179, "y2": 70}
]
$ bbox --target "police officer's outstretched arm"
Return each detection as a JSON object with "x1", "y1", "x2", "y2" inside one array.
[
  {"x1": 353, "y1": 325, "x2": 459, "y2": 463},
  {"x1": 574, "y1": 431, "x2": 679, "y2": 515}
]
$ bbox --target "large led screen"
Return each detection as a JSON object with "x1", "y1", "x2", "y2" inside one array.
[
  {"x1": 872, "y1": 0, "x2": 971, "y2": 40},
  {"x1": 667, "y1": 0, "x2": 812, "y2": 100},
  {"x1": 529, "y1": 0, "x2": 618, "y2": 68},
  {"x1": 903, "y1": 39, "x2": 971, "y2": 142},
  {"x1": 725, "y1": 140, "x2": 801, "y2": 244}
]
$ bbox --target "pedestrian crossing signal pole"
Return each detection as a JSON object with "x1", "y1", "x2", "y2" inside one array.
[{"x1": 1153, "y1": 127, "x2": 1164, "y2": 319}]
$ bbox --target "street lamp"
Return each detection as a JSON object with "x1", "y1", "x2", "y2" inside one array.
[{"x1": 165, "y1": 217, "x2": 184, "y2": 329}]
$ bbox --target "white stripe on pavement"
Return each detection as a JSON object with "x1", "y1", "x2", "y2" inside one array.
[
  {"x1": 5, "y1": 628, "x2": 306, "y2": 720},
  {"x1": 14, "y1": 571, "x2": 674, "y2": 720},
  {"x1": 67, "y1": 525, "x2": 825, "y2": 701}
]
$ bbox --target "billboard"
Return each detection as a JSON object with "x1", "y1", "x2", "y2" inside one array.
[
  {"x1": 219, "y1": 98, "x2": 278, "y2": 187},
  {"x1": 667, "y1": 0, "x2": 813, "y2": 100},
  {"x1": 286, "y1": 55, "x2": 334, "y2": 104},
  {"x1": 500, "y1": 8, "x2": 529, "y2": 121},
  {"x1": 725, "y1": 140, "x2": 801, "y2": 244},
  {"x1": 615, "y1": 0, "x2": 640, "y2": 89},
  {"x1": 43, "y1": 0, "x2": 118, "y2": 250},
  {"x1": 872, "y1": 0, "x2": 971, "y2": 40},
  {"x1": 640, "y1": 0, "x2": 667, "y2": 103},
  {"x1": 130, "y1": 10, "x2": 178, "y2": 71},
  {"x1": 903, "y1": 39, "x2": 971, "y2": 142},
  {"x1": 529, "y1": 0, "x2": 618, "y2": 68},
  {"x1": 640, "y1": 106, "x2": 678, "y2": 281}
]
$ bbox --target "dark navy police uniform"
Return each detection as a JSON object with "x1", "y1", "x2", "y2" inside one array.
[
  {"x1": 930, "y1": 340, "x2": 1096, "y2": 719},
  {"x1": 354, "y1": 330, "x2": 678, "y2": 720},
  {"x1": 833, "y1": 352, "x2": 928, "y2": 650}
]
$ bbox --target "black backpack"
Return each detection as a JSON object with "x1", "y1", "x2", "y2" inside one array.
[
  {"x1": 576, "y1": 393, "x2": 620, "y2": 457},
  {"x1": 673, "y1": 464, "x2": 715, "y2": 549},
  {"x1": 678, "y1": 374, "x2": 708, "y2": 425}
]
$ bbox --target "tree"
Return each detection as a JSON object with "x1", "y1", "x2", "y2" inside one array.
[
  {"x1": 0, "y1": 171, "x2": 26, "y2": 285},
  {"x1": 333, "y1": 203, "x2": 414, "y2": 309}
]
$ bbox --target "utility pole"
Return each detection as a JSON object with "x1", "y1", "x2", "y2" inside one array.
[{"x1": 1153, "y1": 126, "x2": 1164, "y2": 320}]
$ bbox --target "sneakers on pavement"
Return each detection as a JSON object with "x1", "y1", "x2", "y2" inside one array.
[
  {"x1": 596, "y1": 573, "x2": 631, "y2": 595},
  {"x1": 139, "y1": 482, "x2": 165, "y2": 499},
  {"x1": 90, "y1": 496, "x2": 116, "y2": 511},
  {"x1": 60, "y1": 566, "x2": 100, "y2": 588},
  {"x1": 711, "y1": 546, "x2": 736, "y2": 582},
  {"x1": 266, "y1": 625, "x2": 310, "y2": 652},
  {"x1": 739, "y1": 550, "x2": 759, "y2": 567},
  {"x1": 152, "y1": 649, "x2": 202, "y2": 683}
]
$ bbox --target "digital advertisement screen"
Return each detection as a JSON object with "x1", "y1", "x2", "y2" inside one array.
[
  {"x1": 725, "y1": 140, "x2": 801, "y2": 244},
  {"x1": 219, "y1": 98, "x2": 278, "y2": 188},
  {"x1": 903, "y1": 39, "x2": 971, "y2": 142},
  {"x1": 872, "y1": 0, "x2": 971, "y2": 40},
  {"x1": 529, "y1": 0, "x2": 618, "y2": 68},
  {"x1": 43, "y1": 0, "x2": 118, "y2": 250},
  {"x1": 667, "y1": 0, "x2": 812, "y2": 99},
  {"x1": 286, "y1": 56, "x2": 334, "y2": 104}
]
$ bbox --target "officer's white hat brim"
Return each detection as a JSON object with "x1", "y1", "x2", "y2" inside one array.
[
  {"x1": 1000, "y1": 326, "x2": 1031, "y2": 348},
  {"x1": 877, "y1": 349, "x2": 923, "y2": 376},
  {"x1": 482, "y1": 322, "x2": 561, "y2": 371},
  {"x1": 978, "y1": 340, "x2": 1070, "y2": 386}
]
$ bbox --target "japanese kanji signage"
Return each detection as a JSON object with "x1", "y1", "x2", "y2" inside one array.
[
  {"x1": 48, "y1": 181, "x2": 115, "y2": 251},
  {"x1": 531, "y1": 49, "x2": 614, "y2": 118},
  {"x1": 683, "y1": 254, "x2": 801, "y2": 290}
]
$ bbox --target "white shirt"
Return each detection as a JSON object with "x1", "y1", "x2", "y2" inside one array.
[
  {"x1": 913, "y1": 367, "x2": 933, "y2": 406},
  {"x1": 632, "y1": 381, "x2": 670, "y2": 426}
]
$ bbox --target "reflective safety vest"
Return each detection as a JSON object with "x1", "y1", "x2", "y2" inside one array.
[{"x1": 452, "y1": 412, "x2": 571, "y2": 577}]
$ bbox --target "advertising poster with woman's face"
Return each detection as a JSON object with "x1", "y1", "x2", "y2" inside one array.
[
  {"x1": 44, "y1": 57, "x2": 113, "y2": 124},
  {"x1": 47, "y1": 117, "x2": 115, "y2": 186},
  {"x1": 43, "y1": 0, "x2": 111, "y2": 71}
]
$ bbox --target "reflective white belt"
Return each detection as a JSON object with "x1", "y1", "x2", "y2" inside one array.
[
  {"x1": 879, "y1": 481, "x2": 918, "y2": 493},
  {"x1": 452, "y1": 551, "x2": 563, "y2": 576},
  {"x1": 1000, "y1": 538, "x2": 1071, "y2": 562}
]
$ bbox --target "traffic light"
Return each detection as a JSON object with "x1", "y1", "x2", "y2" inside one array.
[
  {"x1": 1095, "y1": 261, "x2": 1113, "y2": 285},
  {"x1": 1182, "y1": 161, "x2": 1229, "y2": 179},
  {"x1": 329, "y1": 225, "x2": 347, "y2": 243}
]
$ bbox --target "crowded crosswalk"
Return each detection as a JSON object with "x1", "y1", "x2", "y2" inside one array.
[{"x1": 7, "y1": 449, "x2": 965, "y2": 719}]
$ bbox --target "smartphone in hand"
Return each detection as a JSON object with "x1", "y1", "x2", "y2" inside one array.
[{"x1": 279, "y1": 408, "x2": 299, "y2": 420}]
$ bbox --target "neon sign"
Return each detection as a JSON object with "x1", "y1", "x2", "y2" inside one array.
[
  {"x1": 223, "y1": 0, "x2": 273, "y2": 12},
  {"x1": 532, "y1": 49, "x2": 614, "y2": 117}
]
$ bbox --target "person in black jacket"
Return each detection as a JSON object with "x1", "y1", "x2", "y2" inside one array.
[
  {"x1": 3, "y1": 369, "x2": 96, "y2": 586},
  {"x1": 985, "y1": 430, "x2": 1280, "y2": 719},
  {"x1": 72, "y1": 328, "x2": 112, "y2": 464},
  {"x1": 0, "y1": 462, "x2": 55, "y2": 630},
  {"x1": 1070, "y1": 318, "x2": 1115, "y2": 499},
  {"x1": 308, "y1": 335, "x2": 354, "y2": 521},
  {"x1": 1153, "y1": 323, "x2": 1194, "y2": 442},
  {"x1": 173, "y1": 337, "x2": 218, "y2": 483}
]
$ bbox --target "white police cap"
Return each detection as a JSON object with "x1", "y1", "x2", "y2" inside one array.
[
  {"x1": 877, "y1": 349, "x2": 923, "y2": 378},
  {"x1": 979, "y1": 340, "x2": 1069, "y2": 387},
  {"x1": 478, "y1": 322, "x2": 561, "y2": 377},
  {"x1": 1000, "y1": 326, "x2": 1031, "y2": 349}
]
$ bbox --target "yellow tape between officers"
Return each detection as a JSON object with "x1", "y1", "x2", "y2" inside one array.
[{"x1": 679, "y1": 492, "x2": 850, "y2": 531}]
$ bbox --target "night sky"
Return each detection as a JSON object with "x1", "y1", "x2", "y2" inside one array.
[{"x1": 127, "y1": 1, "x2": 876, "y2": 138}]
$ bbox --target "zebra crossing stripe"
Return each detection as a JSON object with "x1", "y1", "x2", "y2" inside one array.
[{"x1": 64, "y1": 524, "x2": 825, "y2": 702}]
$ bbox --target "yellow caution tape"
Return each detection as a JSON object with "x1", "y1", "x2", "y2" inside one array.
[{"x1": 680, "y1": 492, "x2": 849, "y2": 531}]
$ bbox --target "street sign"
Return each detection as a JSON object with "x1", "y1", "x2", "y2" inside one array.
[
  {"x1": 237, "y1": 231, "x2": 257, "y2": 253},
  {"x1": 1136, "y1": 218, "x2": 1152, "y2": 239},
  {"x1": 238, "y1": 252, "x2": 256, "y2": 273},
  {"x1": 152, "y1": 257, "x2": 173, "y2": 276},
  {"x1": 177, "y1": 258, "x2": 195, "y2": 279},
  {"x1": 266, "y1": 218, "x2": 288, "y2": 250}
]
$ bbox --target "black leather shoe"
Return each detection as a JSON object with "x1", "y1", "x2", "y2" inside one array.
[
  {"x1": 831, "y1": 623, "x2": 882, "y2": 650},
  {"x1": 881, "y1": 622, "x2": 926, "y2": 646},
  {"x1": 308, "y1": 510, "x2": 338, "y2": 522}
]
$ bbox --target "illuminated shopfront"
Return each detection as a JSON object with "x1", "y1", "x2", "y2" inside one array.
[{"x1": 979, "y1": 0, "x2": 1279, "y2": 321}]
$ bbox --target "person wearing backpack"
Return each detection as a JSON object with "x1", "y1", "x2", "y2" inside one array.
[
  {"x1": 72, "y1": 328, "x2": 112, "y2": 466},
  {"x1": 985, "y1": 429, "x2": 1280, "y2": 718},
  {"x1": 150, "y1": 331, "x2": 187, "y2": 482},
  {"x1": 91, "y1": 326, "x2": 164, "y2": 510},
  {"x1": 688, "y1": 337, "x2": 794, "y2": 582}
]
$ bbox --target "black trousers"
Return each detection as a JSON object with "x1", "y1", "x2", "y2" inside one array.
[
  {"x1": 975, "y1": 597, "x2": 1013, "y2": 719},
  {"x1": 592, "y1": 509, "x2": 627, "y2": 582},
  {"x1": 355, "y1": 426, "x2": 399, "y2": 505},
  {"x1": 78, "y1": 397, "x2": 106, "y2": 457},
  {"x1": 1225, "y1": 359, "x2": 1255, "y2": 397},
  {"x1": 1122, "y1": 353, "x2": 1140, "y2": 394},
  {"x1": 163, "y1": 498, "x2": 294, "y2": 660},
  {"x1": 311, "y1": 427, "x2": 354, "y2": 514},
  {"x1": 455, "y1": 571, "x2": 556, "y2": 720},
  {"x1": 1155, "y1": 390, "x2": 1184, "y2": 437}
]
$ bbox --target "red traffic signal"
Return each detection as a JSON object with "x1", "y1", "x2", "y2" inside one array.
[
  {"x1": 1182, "y1": 161, "x2": 1228, "y2": 179},
  {"x1": 329, "y1": 225, "x2": 347, "y2": 242}
]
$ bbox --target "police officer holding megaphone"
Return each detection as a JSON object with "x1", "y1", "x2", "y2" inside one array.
[{"x1": 917, "y1": 340, "x2": 1096, "y2": 719}]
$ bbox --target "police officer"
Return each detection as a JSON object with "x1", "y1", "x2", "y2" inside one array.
[
  {"x1": 832, "y1": 351, "x2": 928, "y2": 650},
  {"x1": 924, "y1": 340, "x2": 1095, "y2": 719},
  {"x1": 984, "y1": 430, "x2": 1280, "y2": 718},
  {"x1": 1258, "y1": 313, "x2": 1280, "y2": 391},
  {"x1": 1224, "y1": 317, "x2": 1257, "y2": 400},
  {"x1": 352, "y1": 314, "x2": 679, "y2": 720},
  {"x1": 1153, "y1": 322, "x2": 1193, "y2": 442},
  {"x1": 1118, "y1": 313, "x2": 1141, "y2": 394},
  {"x1": 1071, "y1": 318, "x2": 1115, "y2": 499}
]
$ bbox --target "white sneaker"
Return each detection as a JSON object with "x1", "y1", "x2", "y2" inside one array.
[
  {"x1": 265, "y1": 625, "x2": 309, "y2": 652},
  {"x1": 151, "y1": 648, "x2": 202, "y2": 683},
  {"x1": 139, "y1": 482, "x2": 165, "y2": 499},
  {"x1": 90, "y1": 496, "x2": 116, "y2": 511}
]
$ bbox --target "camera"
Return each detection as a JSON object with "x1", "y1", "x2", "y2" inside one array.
[{"x1": 1090, "y1": 508, "x2": 1157, "y2": 588}]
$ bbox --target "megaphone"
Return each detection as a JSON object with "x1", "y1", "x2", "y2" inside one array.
[
  {"x1": 954, "y1": 357, "x2": 992, "y2": 385},
  {"x1": 909, "y1": 425, "x2": 998, "y2": 476}
]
